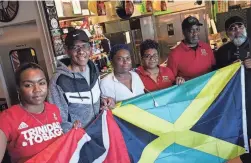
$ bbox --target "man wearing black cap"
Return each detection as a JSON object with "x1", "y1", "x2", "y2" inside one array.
[
  {"x1": 215, "y1": 16, "x2": 251, "y2": 68},
  {"x1": 48, "y1": 29, "x2": 114, "y2": 133},
  {"x1": 167, "y1": 16, "x2": 215, "y2": 81},
  {"x1": 215, "y1": 16, "x2": 251, "y2": 163}
]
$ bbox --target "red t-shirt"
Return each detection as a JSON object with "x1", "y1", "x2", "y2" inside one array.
[
  {"x1": 136, "y1": 66, "x2": 175, "y2": 92},
  {"x1": 0, "y1": 102, "x2": 63, "y2": 163},
  {"x1": 167, "y1": 41, "x2": 215, "y2": 81}
]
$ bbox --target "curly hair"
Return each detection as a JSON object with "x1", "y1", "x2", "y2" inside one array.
[
  {"x1": 140, "y1": 39, "x2": 159, "y2": 57},
  {"x1": 109, "y1": 44, "x2": 130, "y2": 60}
]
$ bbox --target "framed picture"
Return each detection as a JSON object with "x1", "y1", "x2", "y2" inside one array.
[
  {"x1": 167, "y1": 23, "x2": 174, "y2": 36},
  {"x1": 97, "y1": 1, "x2": 106, "y2": 16}
]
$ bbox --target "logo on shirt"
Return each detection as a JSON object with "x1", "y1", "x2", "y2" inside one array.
[
  {"x1": 73, "y1": 33, "x2": 79, "y2": 37},
  {"x1": 162, "y1": 76, "x2": 170, "y2": 82},
  {"x1": 53, "y1": 113, "x2": 58, "y2": 120},
  {"x1": 18, "y1": 122, "x2": 29, "y2": 130},
  {"x1": 201, "y1": 49, "x2": 208, "y2": 56},
  {"x1": 21, "y1": 122, "x2": 63, "y2": 147}
]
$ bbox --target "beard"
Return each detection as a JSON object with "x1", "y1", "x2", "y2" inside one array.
[{"x1": 230, "y1": 29, "x2": 247, "y2": 47}]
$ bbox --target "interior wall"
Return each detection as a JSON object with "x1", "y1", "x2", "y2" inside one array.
[
  {"x1": 0, "y1": 1, "x2": 56, "y2": 105},
  {"x1": 0, "y1": 1, "x2": 37, "y2": 27}
]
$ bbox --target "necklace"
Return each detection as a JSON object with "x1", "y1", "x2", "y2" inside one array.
[
  {"x1": 20, "y1": 103, "x2": 48, "y2": 126},
  {"x1": 146, "y1": 70, "x2": 159, "y2": 78}
]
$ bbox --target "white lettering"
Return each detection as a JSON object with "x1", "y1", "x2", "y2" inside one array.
[
  {"x1": 37, "y1": 126, "x2": 46, "y2": 134},
  {"x1": 34, "y1": 134, "x2": 43, "y2": 143},
  {"x1": 21, "y1": 122, "x2": 63, "y2": 146},
  {"x1": 54, "y1": 128, "x2": 63, "y2": 136},
  {"x1": 42, "y1": 134, "x2": 50, "y2": 141}
]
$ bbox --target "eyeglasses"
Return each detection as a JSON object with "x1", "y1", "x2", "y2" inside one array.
[
  {"x1": 187, "y1": 27, "x2": 200, "y2": 34},
  {"x1": 143, "y1": 54, "x2": 158, "y2": 60},
  {"x1": 228, "y1": 23, "x2": 245, "y2": 32},
  {"x1": 69, "y1": 43, "x2": 90, "y2": 52}
]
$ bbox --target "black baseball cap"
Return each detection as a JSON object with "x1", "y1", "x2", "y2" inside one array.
[
  {"x1": 225, "y1": 16, "x2": 244, "y2": 31},
  {"x1": 65, "y1": 29, "x2": 89, "y2": 47},
  {"x1": 182, "y1": 16, "x2": 203, "y2": 30}
]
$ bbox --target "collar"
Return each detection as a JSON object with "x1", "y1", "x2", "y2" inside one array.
[
  {"x1": 180, "y1": 40, "x2": 202, "y2": 51},
  {"x1": 111, "y1": 72, "x2": 132, "y2": 82},
  {"x1": 229, "y1": 38, "x2": 249, "y2": 49},
  {"x1": 136, "y1": 66, "x2": 161, "y2": 77},
  {"x1": 239, "y1": 38, "x2": 249, "y2": 48},
  {"x1": 111, "y1": 72, "x2": 119, "y2": 82},
  {"x1": 136, "y1": 66, "x2": 148, "y2": 76}
]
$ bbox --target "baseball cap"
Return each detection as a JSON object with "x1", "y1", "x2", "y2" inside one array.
[
  {"x1": 182, "y1": 16, "x2": 203, "y2": 30},
  {"x1": 225, "y1": 16, "x2": 244, "y2": 31},
  {"x1": 65, "y1": 29, "x2": 90, "y2": 47}
]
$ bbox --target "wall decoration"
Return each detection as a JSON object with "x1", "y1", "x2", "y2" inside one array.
[
  {"x1": 71, "y1": 0, "x2": 81, "y2": 14},
  {"x1": 0, "y1": 1, "x2": 19, "y2": 22},
  {"x1": 116, "y1": 0, "x2": 134, "y2": 20},
  {"x1": 97, "y1": 1, "x2": 106, "y2": 16},
  {"x1": 146, "y1": 0, "x2": 153, "y2": 12},
  {"x1": 43, "y1": 1, "x2": 65, "y2": 56},
  {"x1": 161, "y1": 0, "x2": 167, "y2": 11},
  {"x1": 167, "y1": 23, "x2": 174, "y2": 36}
]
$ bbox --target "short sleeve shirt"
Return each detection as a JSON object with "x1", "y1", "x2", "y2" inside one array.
[
  {"x1": 167, "y1": 41, "x2": 215, "y2": 80},
  {"x1": 100, "y1": 71, "x2": 145, "y2": 102},
  {"x1": 0, "y1": 102, "x2": 63, "y2": 163},
  {"x1": 136, "y1": 66, "x2": 175, "y2": 92}
]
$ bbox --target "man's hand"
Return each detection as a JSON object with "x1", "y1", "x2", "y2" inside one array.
[
  {"x1": 73, "y1": 120, "x2": 81, "y2": 129},
  {"x1": 244, "y1": 58, "x2": 251, "y2": 69},
  {"x1": 233, "y1": 59, "x2": 241, "y2": 64},
  {"x1": 176, "y1": 77, "x2": 185, "y2": 85},
  {"x1": 101, "y1": 97, "x2": 116, "y2": 110}
]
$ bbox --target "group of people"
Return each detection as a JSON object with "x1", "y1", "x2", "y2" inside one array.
[{"x1": 0, "y1": 15, "x2": 251, "y2": 163}]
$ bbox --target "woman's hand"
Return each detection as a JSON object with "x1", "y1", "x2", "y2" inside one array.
[
  {"x1": 100, "y1": 97, "x2": 116, "y2": 110},
  {"x1": 176, "y1": 77, "x2": 185, "y2": 85},
  {"x1": 73, "y1": 120, "x2": 81, "y2": 129}
]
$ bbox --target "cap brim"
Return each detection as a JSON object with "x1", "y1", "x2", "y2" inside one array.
[{"x1": 227, "y1": 22, "x2": 244, "y2": 31}]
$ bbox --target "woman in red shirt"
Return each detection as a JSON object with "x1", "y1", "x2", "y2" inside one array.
[
  {"x1": 0, "y1": 63, "x2": 78, "y2": 163},
  {"x1": 136, "y1": 39, "x2": 185, "y2": 92}
]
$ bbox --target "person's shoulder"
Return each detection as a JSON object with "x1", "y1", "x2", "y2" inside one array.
[
  {"x1": 170, "y1": 43, "x2": 183, "y2": 54},
  {"x1": 160, "y1": 66, "x2": 175, "y2": 76},
  {"x1": 100, "y1": 73, "x2": 114, "y2": 84},
  {"x1": 130, "y1": 71, "x2": 143, "y2": 82},
  {"x1": 44, "y1": 102, "x2": 59, "y2": 110},
  {"x1": 168, "y1": 43, "x2": 185, "y2": 59},
  {"x1": 44, "y1": 102, "x2": 61, "y2": 116},
  {"x1": 199, "y1": 41, "x2": 212, "y2": 49},
  {"x1": 0, "y1": 105, "x2": 23, "y2": 120},
  {"x1": 215, "y1": 42, "x2": 234, "y2": 58},
  {"x1": 130, "y1": 71, "x2": 140, "y2": 77},
  {"x1": 160, "y1": 66, "x2": 173, "y2": 73},
  {"x1": 217, "y1": 42, "x2": 233, "y2": 52},
  {"x1": 135, "y1": 66, "x2": 145, "y2": 76}
]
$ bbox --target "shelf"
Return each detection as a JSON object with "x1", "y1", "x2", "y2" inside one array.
[{"x1": 58, "y1": 15, "x2": 93, "y2": 22}]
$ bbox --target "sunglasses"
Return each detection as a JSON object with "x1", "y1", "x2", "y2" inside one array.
[{"x1": 228, "y1": 23, "x2": 245, "y2": 32}]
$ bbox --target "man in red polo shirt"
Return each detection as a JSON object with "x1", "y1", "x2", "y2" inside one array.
[
  {"x1": 136, "y1": 39, "x2": 184, "y2": 92},
  {"x1": 167, "y1": 16, "x2": 215, "y2": 81}
]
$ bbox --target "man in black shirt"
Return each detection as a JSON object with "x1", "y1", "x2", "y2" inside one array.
[{"x1": 215, "y1": 16, "x2": 251, "y2": 163}]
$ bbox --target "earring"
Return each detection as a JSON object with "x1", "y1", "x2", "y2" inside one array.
[{"x1": 17, "y1": 92, "x2": 21, "y2": 103}]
